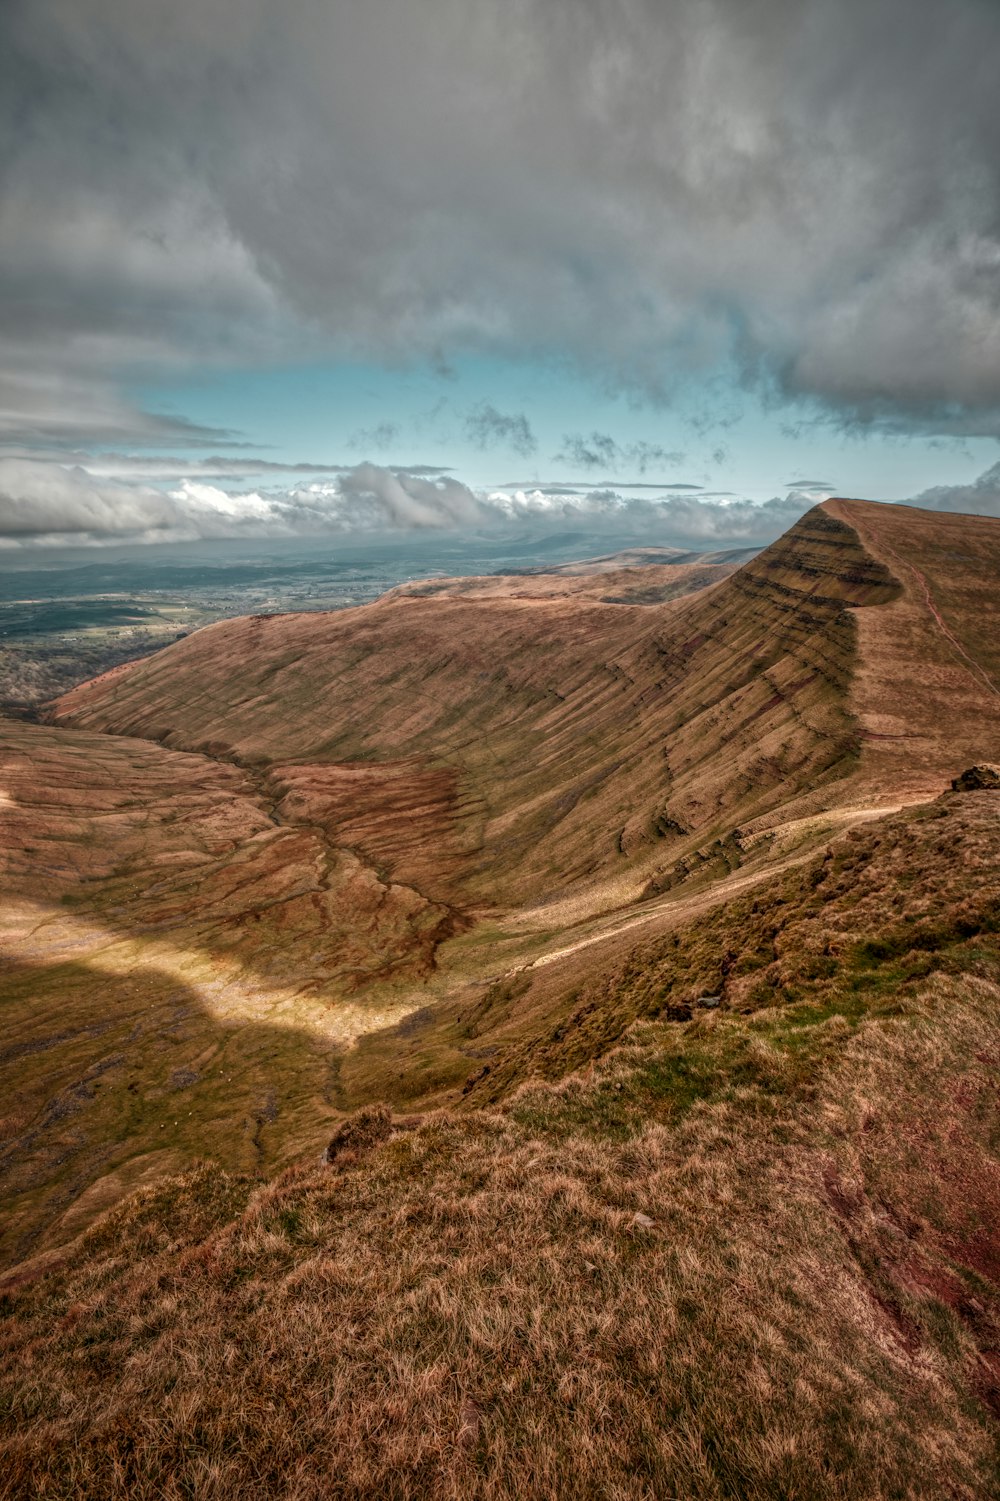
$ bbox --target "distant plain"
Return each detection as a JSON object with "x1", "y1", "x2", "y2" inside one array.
[{"x1": 0, "y1": 527, "x2": 755, "y2": 708}]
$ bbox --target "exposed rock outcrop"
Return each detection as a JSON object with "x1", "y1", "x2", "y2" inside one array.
[{"x1": 951, "y1": 764, "x2": 1000, "y2": 792}]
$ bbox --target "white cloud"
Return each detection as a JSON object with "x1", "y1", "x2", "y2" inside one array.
[
  {"x1": 909, "y1": 460, "x2": 1000, "y2": 518},
  {"x1": 4, "y1": 450, "x2": 1000, "y2": 551},
  {"x1": 0, "y1": 458, "x2": 814, "y2": 547},
  {"x1": 0, "y1": 459, "x2": 184, "y2": 541}
]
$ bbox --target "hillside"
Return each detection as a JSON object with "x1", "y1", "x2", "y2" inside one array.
[
  {"x1": 2, "y1": 499, "x2": 998, "y2": 1272},
  {"x1": 1, "y1": 498, "x2": 1000, "y2": 1494},
  {"x1": 51, "y1": 500, "x2": 1000, "y2": 918},
  {"x1": 1, "y1": 787, "x2": 998, "y2": 1498},
  {"x1": 508, "y1": 543, "x2": 761, "y2": 572},
  {"x1": 379, "y1": 559, "x2": 740, "y2": 605}
]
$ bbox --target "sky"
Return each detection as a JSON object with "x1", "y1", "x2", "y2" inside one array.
[{"x1": 2, "y1": 0, "x2": 1000, "y2": 552}]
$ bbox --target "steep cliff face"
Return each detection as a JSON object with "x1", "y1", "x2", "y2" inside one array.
[
  {"x1": 49, "y1": 502, "x2": 939, "y2": 911},
  {"x1": 608, "y1": 505, "x2": 904, "y2": 860}
]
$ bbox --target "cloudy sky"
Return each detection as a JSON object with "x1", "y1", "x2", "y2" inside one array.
[{"x1": 2, "y1": 0, "x2": 1000, "y2": 547}]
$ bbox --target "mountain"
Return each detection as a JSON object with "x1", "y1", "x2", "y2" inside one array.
[
  {"x1": 1, "y1": 498, "x2": 999, "y2": 1496},
  {"x1": 0, "y1": 498, "x2": 995, "y2": 1253},
  {"x1": 48, "y1": 498, "x2": 1000, "y2": 911}
]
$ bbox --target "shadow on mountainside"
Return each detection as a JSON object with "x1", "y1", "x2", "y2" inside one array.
[
  {"x1": 1, "y1": 876, "x2": 999, "y2": 1500},
  {"x1": 0, "y1": 950, "x2": 347, "y2": 1270},
  {"x1": 3, "y1": 784, "x2": 999, "y2": 1281}
]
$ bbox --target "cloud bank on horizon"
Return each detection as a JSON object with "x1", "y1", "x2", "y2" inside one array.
[
  {"x1": 0, "y1": 458, "x2": 798, "y2": 548},
  {"x1": 3, "y1": 456, "x2": 999, "y2": 552},
  {"x1": 2, "y1": 0, "x2": 1000, "y2": 545}
]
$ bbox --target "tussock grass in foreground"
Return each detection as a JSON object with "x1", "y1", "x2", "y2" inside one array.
[{"x1": 1, "y1": 966, "x2": 999, "y2": 1499}]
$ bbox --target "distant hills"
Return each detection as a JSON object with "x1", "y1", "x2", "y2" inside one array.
[{"x1": 503, "y1": 542, "x2": 761, "y2": 572}]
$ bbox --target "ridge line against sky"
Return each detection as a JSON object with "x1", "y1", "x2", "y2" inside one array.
[{"x1": 1, "y1": 0, "x2": 999, "y2": 548}]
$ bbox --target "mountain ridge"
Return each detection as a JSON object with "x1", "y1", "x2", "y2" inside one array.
[
  {"x1": 1, "y1": 497, "x2": 998, "y2": 1272},
  {"x1": 52, "y1": 498, "x2": 983, "y2": 917}
]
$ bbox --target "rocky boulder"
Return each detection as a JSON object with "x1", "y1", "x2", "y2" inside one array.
[{"x1": 951, "y1": 764, "x2": 1000, "y2": 792}]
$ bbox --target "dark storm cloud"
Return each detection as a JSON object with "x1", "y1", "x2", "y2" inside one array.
[
  {"x1": 464, "y1": 405, "x2": 538, "y2": 458},
  {"x1": 3, "y1": 0, "x2": 1000, "y2": 440}
]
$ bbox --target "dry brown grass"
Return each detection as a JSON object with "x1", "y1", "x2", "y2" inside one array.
[
  {"x1": 2, "y1": 503, "x2": 999, "y2": 1495},
  {"x1": 0, "y1": 715, "x2": 461, "y2": 1269},
  {"x1": 48, "y1": 503, "x2": 921, "y2": 915},
  {"x1": 341, "y1": 789, "x2": 1000, "y2": 1112},
  {"x1": 1, "y1": 796, "x2": 998, "y2": 1499}
]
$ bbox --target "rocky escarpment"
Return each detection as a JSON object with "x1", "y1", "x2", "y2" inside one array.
[{"x1": 952, "y1": 764, "x2": 1000, "y2": 792}]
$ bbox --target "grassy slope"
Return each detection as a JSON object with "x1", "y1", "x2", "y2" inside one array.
[
  {"x1": 829, "y1": 499, "x2": 1000, "y2": 801},
  {"x1": 1, "y1": 791, "x2": 998, "y2": 1498},
  {"x1": 336, "y1": 788, "x2": 1000, "y2": 1111},
  {"x1": 4, "y1": 499, "x2": 1000, "y2": 1273},
  {"x1": 0, "y1": 719, "x2": 457, "y2": 1269},
  {"x1": 50, "y1": 504, "x2": 920, "y2": 912},
  {"x1": 382, "y1": 560, "x2": 739, "y2": 603},
  {"x1": 1, "y1": 502, "x2": 999, "y2": 1492}
]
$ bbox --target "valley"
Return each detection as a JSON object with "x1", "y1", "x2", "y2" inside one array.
[
  {"x1": 1, "y1": 497, "x2": 999, "y2": 1497},
  {"x1": 3, "y1": 498, "x2": 999, "y2": 1261}
]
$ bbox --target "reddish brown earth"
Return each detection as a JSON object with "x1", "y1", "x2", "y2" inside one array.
[
  {"x1": 0, "y1": 721, "x2": 458, "y2": 989},
  {"x1": 50, "y1": 499, "x2": 1000, "y2": 912},
  {"x1": 3, "y1": 498, "x2": 1000, "y2": 1268},
  {"x1": 383, "y1": 559, "x2": 738, "y2": 604},
  {"x1": 0, "y1": 718, "x2": 463, "y2": 1269},
  {"x1": 2, "y1": 501, "x2": 1000, "y2": 1495},
  {"x1": 827, "y1": 498, "x2": 1000, "y2": 798}
]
